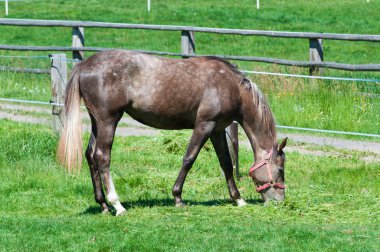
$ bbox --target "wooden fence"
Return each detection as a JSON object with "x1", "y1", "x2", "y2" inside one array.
[
  {"x1": 1, "y1": 18, "x2": 380, "y2": 73},
  {"x1": 1, "y1": 18, "x2": 379, "y2": 177}
]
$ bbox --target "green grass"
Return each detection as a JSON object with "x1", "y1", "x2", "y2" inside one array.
[
  {"x1": 0, "y1": 71, "x2": 50, "y2": 101},
  {"x1": 0, "y1": 120, "x2": 379, "y2": 251},
  {"x1": 1, "y1": 2, "x2": 380, "y2": 250},
  {"x1": 255, "y1": 71, "x2": 380, "y2": 135}
]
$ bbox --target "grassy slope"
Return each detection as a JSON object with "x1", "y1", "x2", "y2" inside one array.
[
  {"x1": 0, "y1": 120, "x2": 379, "y2": 251},
  {"x1": 1, "y1": 0, "x2": 379, "y2": 67}
]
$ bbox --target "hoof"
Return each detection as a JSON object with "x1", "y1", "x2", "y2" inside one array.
[
  {"x1": 116, "y1": 208, "x2": 127, "y2": 216},
  {"x1": 101, "y1": 208, "x2": 110, "y2": 214},
  {"x1": 175, "y1": 202, "x2": 186, "y2": 208},
  {"x1": 236, "y1": 198, "x2": 247, "y2": 207}
]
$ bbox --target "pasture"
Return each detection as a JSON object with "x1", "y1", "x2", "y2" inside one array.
[
  {"x1": 0, "y1": 120, "x2": 379, "y2": 251},
  {"x1": 0, "y1": 0, "x2": 379, "y2": 251}
]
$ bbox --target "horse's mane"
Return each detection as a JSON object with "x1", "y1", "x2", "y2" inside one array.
[
  {"x1": 203, "y1": 56, "x2": 241, "y2": 74},
  {"x1": 203, "y1": 56, "x2": 276, "y2": 140},
  {"x1": 202, "y1": 56, "x2": 250, "y2": 83},
  {"x1": 249, "y1": 80, "x2": 277, "y2": 140}
]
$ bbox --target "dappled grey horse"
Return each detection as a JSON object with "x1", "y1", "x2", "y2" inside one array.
[{"x1": 57, "y1": 50, "x2": 287, "y2": 215}]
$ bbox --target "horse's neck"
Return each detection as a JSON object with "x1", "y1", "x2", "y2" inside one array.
[
  {"x1": 239, "y1": 87, "x2": 277, "y2": 161},
  {"x1": 243, "y1": 121, "x2": 276, "y2": 161}
]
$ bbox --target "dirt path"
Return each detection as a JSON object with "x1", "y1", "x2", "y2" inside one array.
[
  {"x1": 0, "y1": 102, "x2": 158, "y2": 136},
  {"x1": 1, "y1": 102, "x2": 380, "y2": 162},
  {"x1": 278, "y1": 133, "x2": 380, "y2": 154}
]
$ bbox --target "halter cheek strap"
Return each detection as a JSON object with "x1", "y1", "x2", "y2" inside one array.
[
  {"x1": 249, "y1": 148, "x2": 285, "y2": 193},
  {"x1": 249, "y1": 148, "x2": 273, "y2": 176}
]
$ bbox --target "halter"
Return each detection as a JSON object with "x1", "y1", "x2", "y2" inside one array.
[{"x1": 249, "y1": 148, "x2": 286, "y2": 193}]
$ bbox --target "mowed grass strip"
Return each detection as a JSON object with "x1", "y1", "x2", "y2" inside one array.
[{"x1": 0, "y1": 120, "x2": 378, "y2": 251}]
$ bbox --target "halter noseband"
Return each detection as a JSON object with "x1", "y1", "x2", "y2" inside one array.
[{"x1": 249, "y1": 148, "x2": 285, "y2": 193}]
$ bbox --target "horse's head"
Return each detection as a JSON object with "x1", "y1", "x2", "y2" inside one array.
[{"x1": 249, "y1": 138, "x2": 287, "y2": 202}]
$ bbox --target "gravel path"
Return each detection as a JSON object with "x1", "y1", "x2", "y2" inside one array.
[
  {"x1": 1, "y1": 102, "x2": 380, "y2": 162},
  {"x1": 278, "y1": 133, "x2": 380, "y2": 154}
]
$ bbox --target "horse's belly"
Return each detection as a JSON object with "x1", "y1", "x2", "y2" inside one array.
[{"x1": 125, "y1": 106, "x2": 196, "y2": 130}]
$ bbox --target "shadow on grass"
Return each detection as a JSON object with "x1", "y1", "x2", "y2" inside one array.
[
  {"x1": 80, "y1": 198, "x2": 263, "y2": 215},
  {"x1": 81, "y1": 206, "x2": 104, "y2": 215}
]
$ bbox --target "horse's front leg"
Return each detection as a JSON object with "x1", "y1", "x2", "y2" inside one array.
[
  {"x1": 172, "y1": 121, "x2": 216, "y2": 207},
  {"x1": 210, "y1": 130, "x2": 247, "y2": 207}
]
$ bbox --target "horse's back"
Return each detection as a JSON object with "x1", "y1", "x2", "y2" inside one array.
[{"x1": 78, "y1": 50, "x2": 242, "y2": 129}]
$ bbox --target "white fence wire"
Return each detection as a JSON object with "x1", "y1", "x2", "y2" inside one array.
[{"x1": 242, "y1": 70, "x2": 380, "y2": 83}]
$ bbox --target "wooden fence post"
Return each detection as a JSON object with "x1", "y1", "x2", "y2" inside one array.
[
  {"x1": 181, "y1": 30, "x2": 195, "y2": 57},
  {"x1": 50, "y1": 54, "x2": 67, "y2": 135},
  {"x1": 226, "y1": 122, "x2": 239, "y2": 178},
  {"x1": 72, "y1": 27, "x2": 84, "y2": 61},
  {"x1": 309, "y1": 38, "x2": 323, "y2": 75}
]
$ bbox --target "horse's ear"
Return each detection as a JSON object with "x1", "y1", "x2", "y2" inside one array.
[{"x1": 278, "y1": 137, "x2": 288, "y2": 154}]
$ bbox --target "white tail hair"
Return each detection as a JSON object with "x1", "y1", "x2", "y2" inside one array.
[{"x1": 57, "y1": 66, "x2": 83, "y2": 173}]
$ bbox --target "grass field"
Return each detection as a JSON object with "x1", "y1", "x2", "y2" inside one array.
[
  {"x1": 1, "y1": 0, "x2": 380, "y2": 136},
  {"x1": 0, "y1": 120, "x2": 379, "y2": 251},
  {"x1": 0, "y1": 2, "x2": 380, "y2": 250}
]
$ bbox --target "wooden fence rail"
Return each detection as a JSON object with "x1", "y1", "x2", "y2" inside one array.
[
  {"x1": 1, "y1": 45, "x2": 380, "y2": 72},
  {"x1": 0, "y1": 18, "x2": 380, "y2": 73},
  {"x1": 1, "y1": 18, "x2": 380, "y2": 41}
]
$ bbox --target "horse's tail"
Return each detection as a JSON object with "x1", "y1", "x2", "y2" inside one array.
[{"x1": 57, "y1": 64, "x2": 83, "y2": 173}]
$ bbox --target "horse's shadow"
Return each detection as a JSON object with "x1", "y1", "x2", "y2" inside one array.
[{"x1": 81, "y1": 198, "x2": 263, "y2": 215}]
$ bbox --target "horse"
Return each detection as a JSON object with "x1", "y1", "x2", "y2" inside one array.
[{"x1": 57, "y1": 50, "x2": 287, "y2": 216}]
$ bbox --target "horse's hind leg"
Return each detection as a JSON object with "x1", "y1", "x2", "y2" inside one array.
[
  {"x1": 210, "y1": 130, "x2": 247, "y2": 207},
  {"x1": 93, "y1": 114, "x2": 126, "y2": 216},
  {"x1": 85, "y1": 116, "x2": 109, "y2": 213},
  {"x1": 172, "y1": 121, "x2": 216, "y2": 207}
]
